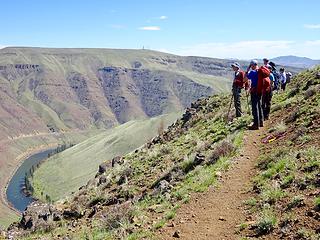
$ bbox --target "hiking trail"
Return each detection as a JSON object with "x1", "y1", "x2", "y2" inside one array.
[{"x1": 158, "y1": 124, "x2": 266, "y2": 240}]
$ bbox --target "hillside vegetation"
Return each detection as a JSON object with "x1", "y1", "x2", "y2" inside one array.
[
  {"x1": 239, "y1": 66, "x2": 320, "y2": 239},
  {"x1": 3, "y1": 66, "x2": 319, "y2": 240},
  {"x1": 0, "y1": 47, "x2": 239, "y2": 226},
  {"x1": 30, "y1": 113, "x2": 180, "y2": 202},
  {"x1": 5, "y1": 85, "x2": 252, "y2": 239}
]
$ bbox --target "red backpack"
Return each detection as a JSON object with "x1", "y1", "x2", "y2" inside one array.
[
  {"x1": 233, "y1": 70, "x2": 245, "y2": 88},
  {"x1": 257, "y1": 66, "x2": 271, "y2": 94}
]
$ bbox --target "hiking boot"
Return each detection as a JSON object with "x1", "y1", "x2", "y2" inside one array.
[
  {"x1": 248, "y1": 124, "x2": 259, "y2": 130},
  {"x1": 260, "y1": 122, "x2": 264, "y2": 127},
  {"x1": 264, "y1": 116, "x2": 269, "y2": 120}
]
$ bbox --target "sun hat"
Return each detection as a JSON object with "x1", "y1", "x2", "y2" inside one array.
[
  {"x1": 231, "y1": 62, "x2": 241, "y2": 69},
  {"x1": 250, "y1": 60, "x2": 258, "y2": 65}
]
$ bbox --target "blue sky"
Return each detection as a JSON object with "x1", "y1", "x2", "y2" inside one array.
[{"x1": 1, "y1": 0, "x2": 320, "y2": 59}]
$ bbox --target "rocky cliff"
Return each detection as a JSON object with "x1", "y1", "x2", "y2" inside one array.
[{"x1": 0, "y1": 47, "x2": 240, "y2": 140}]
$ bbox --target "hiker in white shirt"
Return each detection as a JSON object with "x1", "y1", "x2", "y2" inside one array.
[{"x1": 279, "y1": 68, "x2": 287, "y2": 91}]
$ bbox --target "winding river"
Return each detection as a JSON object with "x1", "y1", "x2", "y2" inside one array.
[{"x1": 6, "y1": 149, "x2": 55, "y2": 212}]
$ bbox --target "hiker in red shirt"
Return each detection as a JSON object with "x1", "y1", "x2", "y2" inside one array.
[
  {"x1": 258, "y1": 64, "x2": 272, "y2": 121},
  {"x1": 231, "y1": 62, "x2": 245, "y2": 117}
]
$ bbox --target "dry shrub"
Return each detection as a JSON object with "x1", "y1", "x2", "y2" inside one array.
[
  {"x1": 100, "y1": 202, "x2": 134, "y2": 230},
  {"x1": 207, "y1": 139, "x2": 235, "y2": 165},
  {"x1": 304, "y1": 87, "x2": 316, "y2": 99}
]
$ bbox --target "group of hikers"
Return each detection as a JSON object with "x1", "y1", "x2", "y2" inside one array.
[{"x1": 231, "y1": 58, "x2": 292, "y2": 130}]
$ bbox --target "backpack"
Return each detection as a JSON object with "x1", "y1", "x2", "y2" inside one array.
[
  {"x1": 233, "y1": 70, "x2": 245, "y2": 88},
  {"x1": 260, "y1": 66, "x2": 270, "y2": 78},
  {"x1": 257, "y1": 66, "x2": 271, "y2": 94},
  {"x1": 273, "y1": 70, "x2": 280, "y2": 82}
]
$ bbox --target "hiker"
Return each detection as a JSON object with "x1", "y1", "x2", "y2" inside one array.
[
  {"x1": 231, "y1": 62, "x2": 245, "y2": 117},
  {"x1": 269, "y1": 61, "x2": 280, "y2": 92},
  {"x1": 263, "y1": 58, "x2": 269, "y2": 66},
  {"x1": 279, "y1": 68, "x2": 287, "y2": 91},
  {"x1": 261, "y1": 65, "x2": 272, "y2": 120},
  {"x1": 245, "y1": 60, "x2": 263, "y2": 130},
  {"x1": 286, "y1": 71, "x2": 292, "y2": 84},
  {"x1": 268, "y1": 65, "x2": 275, "y2": 89}
]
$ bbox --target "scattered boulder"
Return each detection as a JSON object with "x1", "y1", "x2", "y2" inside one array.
[
  {"x1": 111, "y1": 156, "x2": 124, "y2": 167},
  {"x1": 117, "y1": 167, "x2": 133, "y2": 185},
  {"x1": 87, "y1": 206, "x2": 97, "y2": 218},
  {"x1": 17, "y1": 202, "x2": 61, "y2": 232},
  {"x1": 173, "y1": 230, "x2": 181, "y2": 238},
  {"x1": 63, "y1": 205, "x2": 83, "y2": 219},
  {"x1": 98, "y1": 175, "x2": 108, "y2": 186},
  {"x1": 153, "y1": 180, "x2": 173, "y2": 195},
  {"x1": 181, "y1": 108, "x2": 196, "y2": 124},
  {"x1": 98, "y1": 162, "x2": 109, "y2": 174},
  {"x1": 132, "y1": 61, "x2": 142, "y2": 68},
  {"x1": 314, "y1": 173, "x2": 320, "y2": 187},
  {"x1": 194, "y1": 153, "x2": 205, "y2": 165}
]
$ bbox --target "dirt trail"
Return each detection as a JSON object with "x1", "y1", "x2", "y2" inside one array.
[{"x1": 159, "y1": 125, "x2": 266, "y2": 240}]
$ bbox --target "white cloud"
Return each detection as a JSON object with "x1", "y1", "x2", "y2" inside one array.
[
  {"x1": 304, "y1": 24, "x2": 320, "y2": 29},
  {"x1": 159, "y1": 16, "x2": 168, "y2": 20},
  {"x1": 305, "y1": 40, "x2": 320, "y2": 46},
  {"x1": 171, "y1": 40, "x2": 320, "y2": 59},
  {"x1": 139, "y1": 26, "x2": 161, "y2": 31}
]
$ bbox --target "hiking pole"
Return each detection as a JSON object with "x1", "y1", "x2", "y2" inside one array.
[
  {"x1": 244, "y1": 64, "x2": 251, "y2": 115},
  {"x1": 245, "y1": 90, "x2": 251, "y2": 114},
  {"x1": 226, "y1": 93, "x2": 233, "y2": 122}
]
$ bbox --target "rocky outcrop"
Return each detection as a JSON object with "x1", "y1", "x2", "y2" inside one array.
[
  {"x1": 98, "y1": 66, "x2": 213, "y2": 122},
  {"x1": 0, "y1": 47, "x2": 240, "y2": 139},
  {"x1": 6, "y1": 201, "x2": 61, "y2": 238},
  {"x1": 0, "y1": 64, "x2": 40, "y2": 71}
]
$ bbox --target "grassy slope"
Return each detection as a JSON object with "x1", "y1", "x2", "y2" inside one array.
[
  {"x1": 31, "y1": 113, "x2": 181, "y2": 201},
  {"x1": 0, "y1": 129, "x2": 100, "y2": 228},
  {"x1": 19, "y1": 92, "x2": 252, "y2": 239},
  {"x1": 239, "y1": 66, "x2": 320, "y2": 239},
  {"x1": 14, "y1": 67, "x2": 316, "y2": 240}
]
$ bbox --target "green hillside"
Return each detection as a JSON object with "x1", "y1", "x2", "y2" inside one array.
[
  {"x1": 30, "y1": 113, "x2": 180, "y2": 201},
  {"x1": 5, "y1": 66, "x2": 319, "y2": 240}
]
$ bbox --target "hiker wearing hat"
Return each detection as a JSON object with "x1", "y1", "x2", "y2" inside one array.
[
  {"x1": 246, "y1": 60, "x2": 263, "y2": 130},
  {"x1": 263, "y1": 58, "x2": 269, "y2": 66},
  {"x1": 231, "y1": 62, "x2": 245, "y2": 117}
]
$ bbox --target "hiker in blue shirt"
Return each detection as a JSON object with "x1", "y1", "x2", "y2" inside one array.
[
  {"x1": 269, "y1": 67, "x2": 275, "y2": 86},
  {"x1": 245, "y1": 60, "x2": 263, "y2": 130}
]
